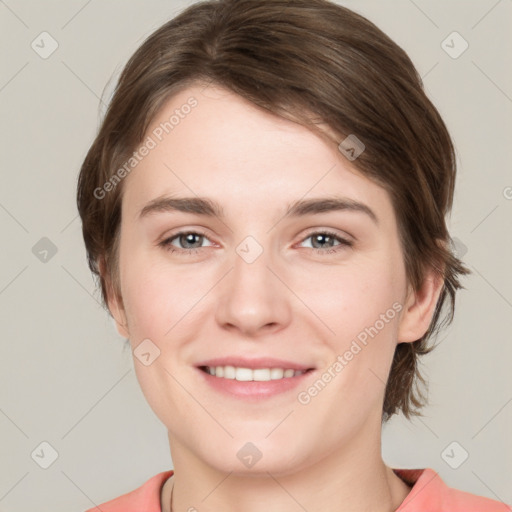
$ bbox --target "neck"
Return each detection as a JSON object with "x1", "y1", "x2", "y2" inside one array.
[{"x1": 163, "y1": 420, "x2": 411, "y2": 512}]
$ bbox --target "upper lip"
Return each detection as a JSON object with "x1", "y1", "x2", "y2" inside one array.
[{"x1": 196, "y1": 357, "x2": 315, "y2": 371}]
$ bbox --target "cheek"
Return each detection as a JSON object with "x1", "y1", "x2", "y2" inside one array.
[
  {"x1": 306, "y1": 253, "x2": 405, "y2": 397},
  {"x1": 119, "y1": 248, "x2": 178, "y2": 340},
  {"x1": 309, "y1": 256, "x2": 402, "y2": 336},
  {"x1": 119, "y1": 218, "x2": 199, "y2": 316}
]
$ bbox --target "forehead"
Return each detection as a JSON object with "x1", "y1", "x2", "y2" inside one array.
[{"x1": 121, "y1": 84, "x2": 396, "y2": 229}]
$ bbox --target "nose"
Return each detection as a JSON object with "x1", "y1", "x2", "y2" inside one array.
[{"x1": 214, "y1": 240, "x2": 292, "y2": 337}]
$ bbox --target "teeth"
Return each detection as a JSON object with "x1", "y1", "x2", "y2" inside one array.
[
  {"x1": 254, "y1": 368, "x2": 272, "y2": 380},
  {"x1": 204, "y1": 366, "x2": 307, "y2": 381},
  {"x1": 270, "y1": 368, "x2": 284, "y2": 380},
  {"x1": 235, "y1": 367, "x2": 253, "y2": 381},
  {"x1": 224, "y1": 365, "x2": 236, "y2": 379}
]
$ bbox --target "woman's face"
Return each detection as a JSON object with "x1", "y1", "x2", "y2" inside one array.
[{"x1": 108, "y1": 83, "x2": 431, "y2": 475}]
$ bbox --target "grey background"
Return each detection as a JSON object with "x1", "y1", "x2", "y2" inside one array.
[{"x1": 0, "y1": 0, "x2": 511, "y2": 510}]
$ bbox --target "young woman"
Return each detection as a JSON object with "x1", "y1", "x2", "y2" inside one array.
[{"x1": 77, "y1": 0, "x2": 510, "y2": 510}]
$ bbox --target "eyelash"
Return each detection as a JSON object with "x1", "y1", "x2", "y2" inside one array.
[{"x1": 158, "y1": 229, "x2": 353, "y2": 255}]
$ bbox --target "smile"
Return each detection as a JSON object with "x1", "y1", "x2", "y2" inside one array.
[{"x1": 200, "y1": 365, "x2": 310, "y2": 381}]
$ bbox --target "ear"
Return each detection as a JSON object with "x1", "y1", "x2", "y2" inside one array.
[
  {"x1": 397, "y1": 266, "x2": 445, "y2": 344},
  {"x1": 99, "y1": 257, "x2": 130, "y2": 339}
]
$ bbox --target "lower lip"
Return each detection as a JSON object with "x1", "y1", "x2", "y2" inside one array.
[{"x1": 196, "y1": 368, "x2": 315, "y2": 399}]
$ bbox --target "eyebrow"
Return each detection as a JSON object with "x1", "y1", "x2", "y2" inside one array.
[{"x1": 138, "y1": 195, "x2": 379, "y2": 225}]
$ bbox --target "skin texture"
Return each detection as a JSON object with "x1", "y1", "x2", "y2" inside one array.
[{"x1": 105, "y1": 83, "x2": 444, "y2": 512}]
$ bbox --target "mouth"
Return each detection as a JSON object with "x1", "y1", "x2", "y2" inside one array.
[
  {"x1": 195, "y1": 360, "x2": 316, "y2": 399},
  {"x1": 198, "y1": 365, "x2": 314, "y2": 381}
]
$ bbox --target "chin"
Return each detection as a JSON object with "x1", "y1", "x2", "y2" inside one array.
[{"x1": 199, "y1": 436, "x2": 312, "y2": 477}]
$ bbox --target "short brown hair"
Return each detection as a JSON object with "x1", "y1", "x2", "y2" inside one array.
[{"x1": 76, "y1": 0, "x2": 470, "y2": 421}]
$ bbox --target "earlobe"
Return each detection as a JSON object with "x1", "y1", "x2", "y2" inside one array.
[
  {"x1": 108, "y1": 291, "x2": 130, "y2": 339},
  {"x1": 99, "y1": 258, "x2": 130, "y2": 339},
  {"x1": 397, "y1": 270, "x2": 445, "y2": 344}
]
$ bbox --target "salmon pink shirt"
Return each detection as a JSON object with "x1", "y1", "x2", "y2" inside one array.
[{"x1": 85, "y1": 468, "x2": 511, "y2": 511}]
